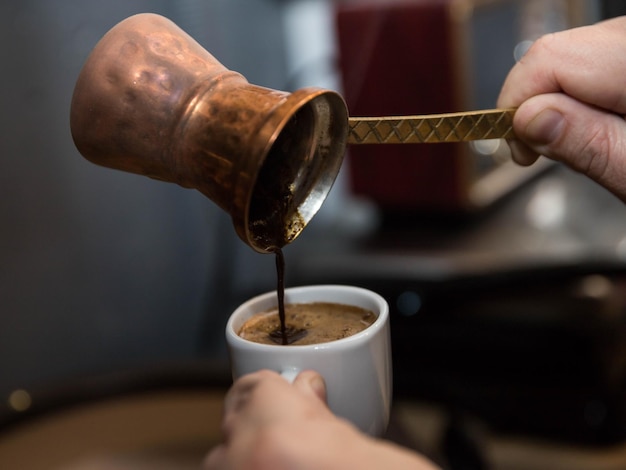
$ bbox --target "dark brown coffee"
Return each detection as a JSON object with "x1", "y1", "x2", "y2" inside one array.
[{"x1": 238, "y1": 302, "x2": 377, "y2": 346}]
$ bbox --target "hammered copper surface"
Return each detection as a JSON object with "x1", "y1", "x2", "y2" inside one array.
[{"x1": 70, "y1": 13, "x2": 348, "y2": 253}]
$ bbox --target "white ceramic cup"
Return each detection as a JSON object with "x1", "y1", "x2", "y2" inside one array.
[{"x1": 225, "y1": 284, "x2": 392, "y2": 436}]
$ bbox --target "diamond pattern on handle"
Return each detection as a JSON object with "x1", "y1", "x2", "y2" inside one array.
[{"x1": 347, "y1": 108, "x2": 516, "y2": 144}]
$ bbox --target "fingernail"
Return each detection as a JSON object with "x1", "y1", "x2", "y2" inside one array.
[
  {"x1": 309, "y1": 375, "x2": 327, "y2": 401},
  {"x1": 524, "y1": 108, "x2": 564, "y2": 145}
]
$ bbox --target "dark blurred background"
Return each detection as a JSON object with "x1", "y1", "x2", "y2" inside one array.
[{"x1": 2, "y1": 1, "x2": 626, "y2": 468}]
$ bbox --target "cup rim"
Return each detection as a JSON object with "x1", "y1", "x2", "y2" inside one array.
[{"x1": 226, "y1": 284, "x2": 388, "y2": 349}]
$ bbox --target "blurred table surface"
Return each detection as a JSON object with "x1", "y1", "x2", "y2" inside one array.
[{"x1": 1, "y1": 368, "x2": 625, "y2": 470}]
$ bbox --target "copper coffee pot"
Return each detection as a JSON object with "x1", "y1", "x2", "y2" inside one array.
[
  {"x1": 70, "y1": 13, "x2": 516, "y2": 253},
  {"x1": 70, "y1": 13, "x2": 349, "y2": 253}
]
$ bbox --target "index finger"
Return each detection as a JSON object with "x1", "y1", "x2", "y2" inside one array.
[{"x1": 498, "y1": 17, "x2": 626, "y2": 113}]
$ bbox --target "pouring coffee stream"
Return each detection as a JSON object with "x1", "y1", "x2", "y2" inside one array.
[{"x1": 70, "y1": 13, "x2": 517, "y2": 341}]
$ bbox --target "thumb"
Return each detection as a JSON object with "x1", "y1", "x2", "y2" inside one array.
[
  {"x1": 513, "y1": 93, "x2": 626, "y2": 195},
  {"x1": 293, "y1": 370, "x2": 327, "y2": 404}
]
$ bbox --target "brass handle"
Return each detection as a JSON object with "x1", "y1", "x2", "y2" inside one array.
[{"x1": 347, "y1": 108, "x2": 516, "y2": 144}]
